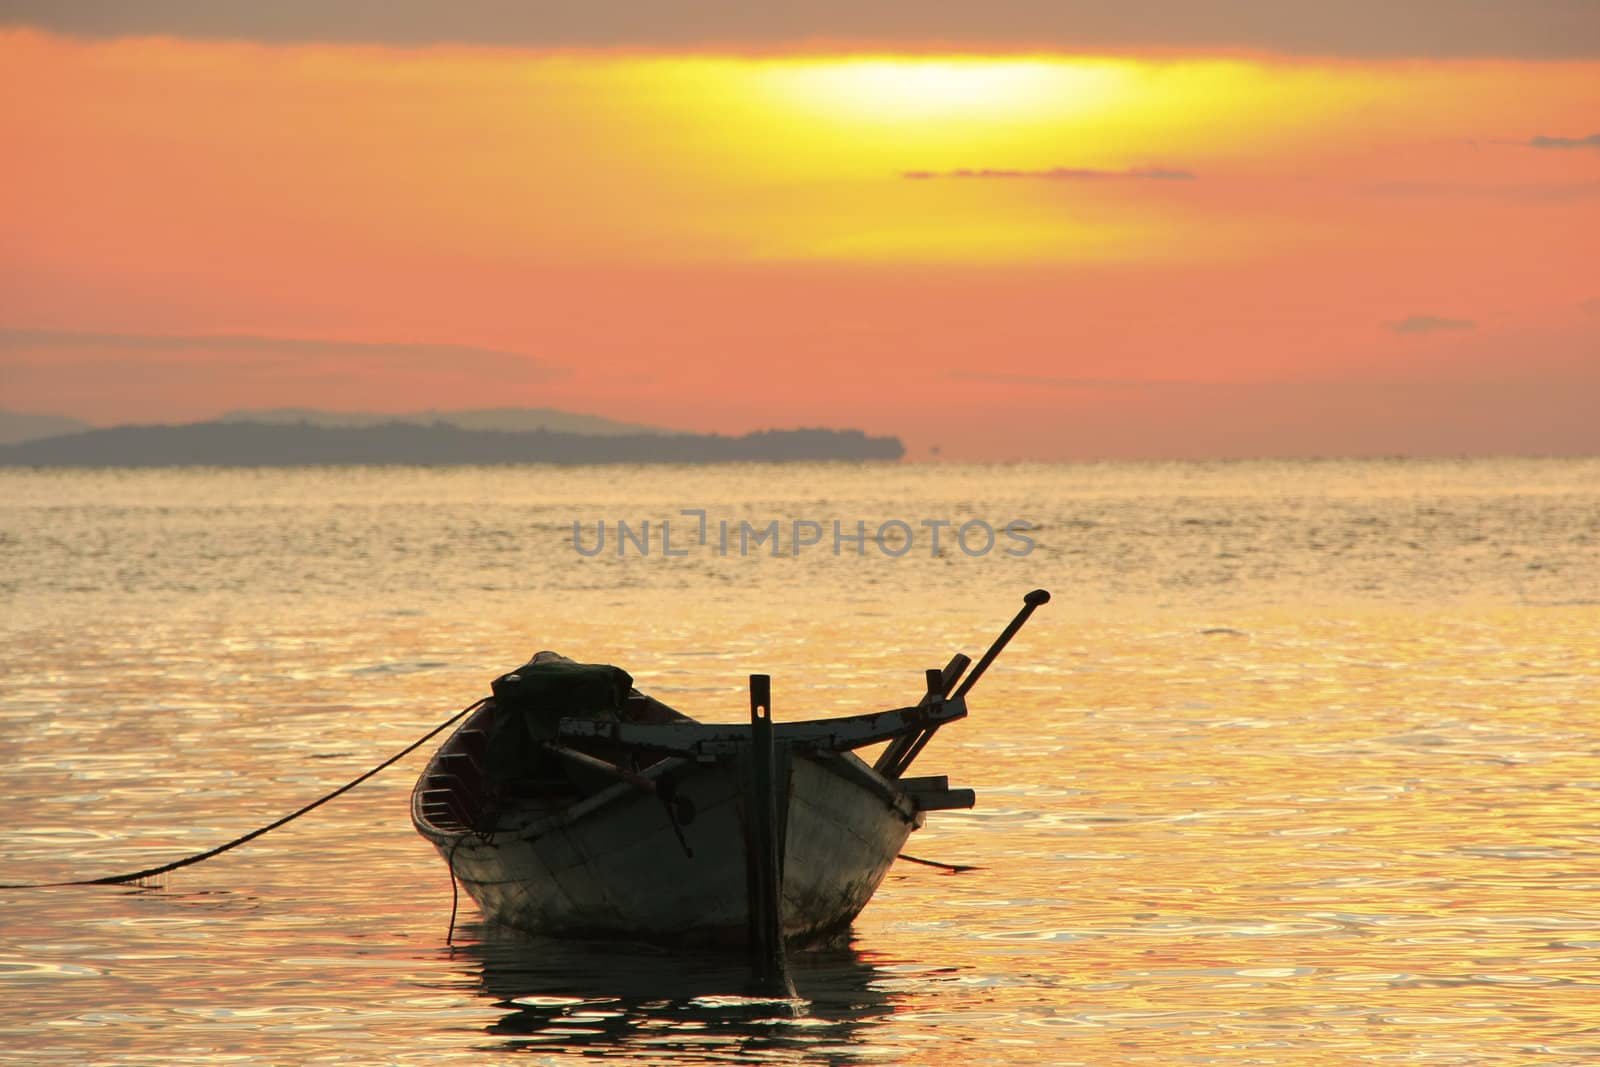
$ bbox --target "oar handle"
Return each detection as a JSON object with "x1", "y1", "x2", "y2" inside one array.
[{"x1": 950, "y1": 589, "x2": 1050, "y2": 700}]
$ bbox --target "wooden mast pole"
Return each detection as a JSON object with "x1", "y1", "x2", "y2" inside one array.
[{"x1": 744, "y1": 674, "x2": 797, "y2": 998}]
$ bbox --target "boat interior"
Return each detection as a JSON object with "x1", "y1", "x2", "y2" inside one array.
[{"x1": 417, "y1": 692, "x2": 690, "y2": 834}]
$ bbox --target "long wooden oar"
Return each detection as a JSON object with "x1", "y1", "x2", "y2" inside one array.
[
  {"x1": 952, "y1": 588, "x2": 1052, "y2": 701},
  {"x1": 878, "y1": 588, "x2": 1051, "y2": 779}
]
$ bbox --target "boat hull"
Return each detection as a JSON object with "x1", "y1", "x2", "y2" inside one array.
[{"x1": 413, "y1": 726, "x2": 918, "y2": 945}]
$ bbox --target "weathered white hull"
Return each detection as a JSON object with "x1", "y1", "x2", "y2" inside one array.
[{"x1": 412, "y1": 704, "x2": 921, "y2": 945}]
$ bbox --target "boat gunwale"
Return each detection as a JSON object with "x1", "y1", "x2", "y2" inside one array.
[{"x1": 410, "y1": 699, "x2": 924, "y2": 845}]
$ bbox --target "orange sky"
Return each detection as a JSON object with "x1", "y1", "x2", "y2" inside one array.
[{"x1": 1, "y1": 27, "x2": 1597, "y2": 458}]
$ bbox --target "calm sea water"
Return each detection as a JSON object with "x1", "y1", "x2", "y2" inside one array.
[{"x1": 2, "y1": 459, "x2": 1597, "y2": 1066}]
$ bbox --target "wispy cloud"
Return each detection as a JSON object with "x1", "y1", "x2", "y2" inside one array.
[
  {"x1": 0, "y1": 327, "x2": 569, "y2": 420},
  {"x1": 904, "y1": 167, "x2": 1197, "y2": 182},
  {"x1": 948, "y1": 371, "x2": 1503, "y2": 393},
  {"x1": 1387, "y1": 315, "x2": 1475, "y2": 335},
  {"x1": 1364, "y1": 180, "x2": 1600, "y2": 202},
  {"x1": 949, "y1": 370, "x2": 1593, "y2": 394},
  {"x1": 1524, "y1": 134, "x2": 1600, "y2": 149},
  {"x1": 951, "y1": 371, "x2": 1218, "y2": 391},
  {"x1": 0, "y1": 328, "x2": 566, "y2": 380}
]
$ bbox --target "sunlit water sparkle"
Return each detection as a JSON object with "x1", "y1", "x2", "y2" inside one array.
[{"x1": 2, "y1": 459, "x2": 1597, "y2": 1065}]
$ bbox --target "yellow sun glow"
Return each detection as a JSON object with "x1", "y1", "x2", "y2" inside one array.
[{"x1": 751, "y1": 57, "x2": 1132, "y2": 123}]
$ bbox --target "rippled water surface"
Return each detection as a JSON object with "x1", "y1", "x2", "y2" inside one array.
[{"x1": 2, "y1": 460, "x2": 1598, "y2": 1065}]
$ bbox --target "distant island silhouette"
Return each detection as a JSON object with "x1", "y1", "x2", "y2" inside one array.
[
  {"x1": 216, "y1": 405, "x2": 683, "y2": 437},
  {"x1": 0, "y1": 419, "x2": 905, "y2": 467}
]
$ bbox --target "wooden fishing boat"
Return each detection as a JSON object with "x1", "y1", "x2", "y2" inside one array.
[{"x1": 412, "y1": 591, "x2": 1049, "y2": 948}]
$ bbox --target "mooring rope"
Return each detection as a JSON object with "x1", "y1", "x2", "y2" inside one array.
[
  {"x1": 445, "y1": 833, "x2": 466, "y2": 945},
  {"x1": 897, "y1": 851, "x2": 982, "y2": 873},
  {"x1": 0, "y1": 698, "x2": 487, "y2": 890}
]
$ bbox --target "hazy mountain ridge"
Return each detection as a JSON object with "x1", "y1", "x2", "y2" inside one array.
[
  {"x1": 0, "y1": 419, "x2": 905, "y2": 467},
  {"x1": 0, "y1": 406, "x2": 680, "y2": 445},
  {"x1": 0, "y1": 411, "x2": 91, "y2": 445}
]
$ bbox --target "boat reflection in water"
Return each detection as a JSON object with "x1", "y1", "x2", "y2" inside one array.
[{"x1": 453, "y1": 922, "x2": 912, "y2": 1062}]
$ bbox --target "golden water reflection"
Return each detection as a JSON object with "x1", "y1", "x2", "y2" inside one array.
[
  {"x1": 456, "y1": 928, "x2": 904, "y2": 1063},
  {"x1": 1, "y1": 461, "x2": 1597, "y2": 1064}
]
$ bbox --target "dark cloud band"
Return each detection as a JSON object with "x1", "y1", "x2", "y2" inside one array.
[{"x1": 1, "y1": 1, "x2": 1596, "y2": 58}]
